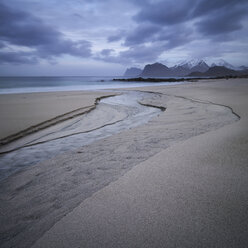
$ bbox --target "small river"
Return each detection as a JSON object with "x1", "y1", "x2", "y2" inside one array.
[{"x1": 0, "y1": 91, "x2": 161, "y2": 181}]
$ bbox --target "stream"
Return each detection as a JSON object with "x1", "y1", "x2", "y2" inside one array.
[{"x1": 0, "y1": 91, "x2": 162, "y2": 181}]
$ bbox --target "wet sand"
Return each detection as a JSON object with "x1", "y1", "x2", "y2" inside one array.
[
  {"x1": 1, "y1": 78, "x2": 248, "y2": 248},
  {"x1": 0, "y1": 90, "x2": 116, "y2": 142},
  {"x1": 0, "y1": 91, "x2": 161, "y2": 181}
]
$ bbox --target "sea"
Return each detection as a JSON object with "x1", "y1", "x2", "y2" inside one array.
[{"x1": 0, "y1": 76, "x2": 186, "y2": 94}]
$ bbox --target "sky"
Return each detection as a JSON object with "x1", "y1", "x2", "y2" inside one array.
[{"x1": 0, "y1": 0, "x2": 248, "y2": 76}]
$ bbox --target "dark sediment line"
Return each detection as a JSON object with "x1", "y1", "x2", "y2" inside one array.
[
  {"x1": 138, "y1": 101, "x2": 166, "y2": 112},
  {"x1": 0, "y1": 94, "x2": 117, "y2": 147},
  {"x1": 171, "y1": 94, "x2": 241, "y2": 120},
  {"x1": 0, "y1": 117, "x2": 126, "y2": 155},
  {"x1": 135, "y1": 89, "x2": 241, "y2": 121}
]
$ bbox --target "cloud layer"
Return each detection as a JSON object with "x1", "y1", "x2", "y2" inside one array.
[
  {"x1": 0, "y1": 0, "x2": 248, "y2": 71},
  {"x1": 104, "y1": 0, "x2": 248, "y2": 64},
  {"x1": 0, "y1": 2, "x2": 91, "y2": 64}
]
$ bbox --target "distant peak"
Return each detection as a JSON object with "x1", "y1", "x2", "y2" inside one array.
[
  {"x1": 210, "y1": 59, "x2": 237, "y2": 70},
  {"x1": 177, "y1": 59, "x2": 208, "y2": 69},
  {"x1": 145, "y1": 62, "x2": 168, "y2": 68},
  {"x1": 151, "y1": 62, "x2": 164, "y2": 66}
]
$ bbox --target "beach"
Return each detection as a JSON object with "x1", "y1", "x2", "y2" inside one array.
[
  {"x1": 0, "y1": 90, "x2": 117, "y2": 143},
  {"x1": 0, "y1": 78, "x2": 248, "y2": 247}
]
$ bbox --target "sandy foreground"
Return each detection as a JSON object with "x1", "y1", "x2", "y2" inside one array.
[
  {"x1": 0, "y1": 78, "x2": 248, "y2": 248},
  {"x1": 0, "y1": 90, "x2": 116, "y2": 141}
]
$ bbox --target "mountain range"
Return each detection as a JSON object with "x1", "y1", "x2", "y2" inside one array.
[
  {"x1": 123, "y1": 59, "x2": 248, "y2": 77},
  {"x1": 189, "y1": 66, "x2": 248, "y2": 77}
]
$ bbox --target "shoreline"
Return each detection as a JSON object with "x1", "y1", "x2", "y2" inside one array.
[
  {"x1": 0, "y1": 78, "x2": 248, "y2": 247},
  {"x1": 113, "y1": 74, "x2": 248, "y2": 82},
  {"x1": 1, "y1": 75, "x2": 244, "y2": 145}
]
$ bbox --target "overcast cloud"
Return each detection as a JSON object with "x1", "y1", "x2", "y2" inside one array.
[{"x1": 0, "y1": 0, "x2": 247, "y2": 75}]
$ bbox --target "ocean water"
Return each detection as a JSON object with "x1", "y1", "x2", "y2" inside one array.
[{"x1": 0, "y1": 76, "x2": 186, "y2": 94}]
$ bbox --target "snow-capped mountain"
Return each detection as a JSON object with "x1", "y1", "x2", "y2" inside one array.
[
  {"x1": 211, "y1": 59, "x2": 242, "y2": 71},
  {"x1": 239, "y1": 65, "x2": 248, "y2": 71},
  {"x1": 140, "y1": 60, "x2": 209, "y2": 77},
  {"x1": 190, "y1": 61, "x2": 209, "y2": 73},
  {"x1": 178, "y1": 59, "x2": 207, "y2": 69},
  {"x1": 125, "y1": 59, "x2": 247, "y2": 78},
  {"x1": 177, "y1": 59, "x2": 209, "y2": 73}
]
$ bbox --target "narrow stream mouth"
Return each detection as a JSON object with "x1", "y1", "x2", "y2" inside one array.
[{"x1": 0, "y1": 91, "x2": 162, "y2": 181}]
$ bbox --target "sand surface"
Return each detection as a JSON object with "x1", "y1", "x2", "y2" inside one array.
[
  {"x1": 0, "y1": 91, "x2": 115, "y2": 141},
  {"x1": 0, "y1": 78, "x2": 248, "y2": 248},
  {"x1": 0, "y1": 91, "x2": 161, "y2": 181}
]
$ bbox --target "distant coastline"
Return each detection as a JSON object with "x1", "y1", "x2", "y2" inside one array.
[{"x1": 113, "y1": 74, "x2": 248, "y2": 83}]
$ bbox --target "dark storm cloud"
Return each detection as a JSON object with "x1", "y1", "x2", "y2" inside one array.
[
  {"x1": 157, "y1": 26, "x2": 193, "y2": 49},
  {"x1": 0, "y1": 2, "x2": 91, "y2": 64},
  {"x1": 108, "y1": 30, "x2": 127, "y2": 43},
  {"x1": 196, "y1": 6, "x2": 247, "y2": 36},
  {"x1": 121, "y1": 22, "x2": 193, "y2": 51},
  {"x1": 37, "y1": 40, "x2": 92, "y2": 58},
  {"x1": 100, "y1": 49, "x2": 114, "y2": 56},
  {"x1": 134, "y1": 0, "x2": 196, "y2": 25},
  {"x1": 133, "y1": 0, "x2": 248, "y2": 28},
  {"x1": 192, "y1": 0, "x2": 248, "y2": 17},
  {"x1": 1, "y1": 0, "x2": 248, "y2": 67},
  {"x1": 124, "y1": 24, "x2": 161, "y2": 46},
  {"x1": 104, "y1": 0, "x2": 248, "y2": 64},
  {"x1": 119, "y1": 44, "x2": 164, "y2": 63},
  {"x1": 0, "y1": 41, "x2": 5, "y2": 48},
  {"x1": 0, "y1": 51, "x2": 38, "y2": 64},
  {"x1": 0, "y1": 3, "x2": 60, "y2": 47},
  {"x1": 98, "y1": 43, "x2": 165, "y2": 65},
  {"x1": 108, "y1": 35, "x2": 122, "y2": 43}
]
